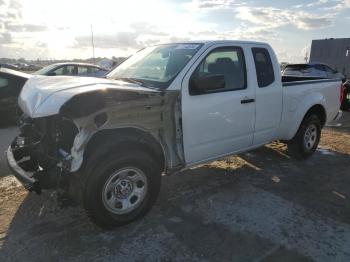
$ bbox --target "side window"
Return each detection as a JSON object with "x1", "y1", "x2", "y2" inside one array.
[
  {"x1": 190, "y1": 46, "x2": 246, "y2": 95},
  {"x1": 52, "y1": 66, "x2": 64, "y2": 75},
  {"x1": 252, "y1": 48, "x2": 275, "y2": 87},
  {"x1": 94, "y1": 68, "x2": 107, "y2": 77},
  {"x1": 324, "y1": 65, "x2": 333, "y2": 73},
  {"x1": 324, "y1": 65, "x2": 336, "y2": 77},
  {"x1": 314, "y1": 65, "x2": 327, "y2": 77},
  {"x1": 0, "y1": 76, "x2": 10, "y2": 97},
  {"x1": 0, "y1": 77, "x2": 9, "y2": 89},
  {"x1": 53, "y1": 65, "x2": 76, "y2": 76},
  {"x1": 0, "y1": 75, "x2": 25, "y2": 97},
  {"x1": 77, "y1": 66, "x2": 90, "y2": 76},
  {"x1": 315, "y1": 65, "x2": 324, "y2": 71}
]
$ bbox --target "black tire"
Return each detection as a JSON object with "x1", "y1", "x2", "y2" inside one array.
[
  {"x1": 83, "y1": 150, "x2": 161, "y2": 229},
  {"x1": 287, "y1": 114, "x2": 321, "y2": 159}
]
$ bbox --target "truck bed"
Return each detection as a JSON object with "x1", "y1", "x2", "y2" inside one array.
[{"x1": 279, "y1": 76, "x2": 341, "y2": 141}]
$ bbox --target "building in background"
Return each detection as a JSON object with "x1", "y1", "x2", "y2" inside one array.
[{"x1": 310, "y1": 38, "x2": 350, "y2": 79}]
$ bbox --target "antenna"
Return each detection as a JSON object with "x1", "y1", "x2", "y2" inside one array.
[
  {"x1": 91, "y1": 24, "x2": 95, "y2": 64},
  {"x1": 304, "y1": 51, "x2": 308, "y2": 63}
]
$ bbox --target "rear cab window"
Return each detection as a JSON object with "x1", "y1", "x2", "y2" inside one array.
[{"x1": 252, "y1": 47, "x2": 275, "y2": 87}]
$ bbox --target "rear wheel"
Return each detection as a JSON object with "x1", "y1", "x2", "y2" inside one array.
[
  {"x1": 287, "y1": 114, "x2": 321, "y2": 159},
  {"x1": 83, "y1": 150, "x2": 161, "y2": 229}
]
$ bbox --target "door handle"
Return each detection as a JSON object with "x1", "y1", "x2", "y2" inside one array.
[{"x1": 241, "y1": 98, "x2": 255, "y2": 104}]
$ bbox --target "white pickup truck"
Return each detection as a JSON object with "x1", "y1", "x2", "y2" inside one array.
[{"x1": 7, "y1": 40, "x2": 342, "y2": 228}]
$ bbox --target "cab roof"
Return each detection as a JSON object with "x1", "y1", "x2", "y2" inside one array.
[{"x1": 161, "y1": 40, "x2": 269, "y2": 46}]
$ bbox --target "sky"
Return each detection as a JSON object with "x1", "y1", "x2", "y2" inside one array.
[{"x1": 0, "y1": 0, "x2": 350, "y2": 62}]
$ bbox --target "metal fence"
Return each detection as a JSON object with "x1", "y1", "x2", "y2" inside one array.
[{"x1": 310, "y1": 38, "x2": 350, "y2": 79}]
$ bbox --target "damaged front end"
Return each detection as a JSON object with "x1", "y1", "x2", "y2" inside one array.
[
  {"x1": 7, "y1": 114, "x2": 78, "y2": 194},
  {"x1": 7, "y1": 76, "x2": 185, "y2": 194}
]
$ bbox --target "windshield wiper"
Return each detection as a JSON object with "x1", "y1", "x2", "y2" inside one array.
[
  {"x1": 115, "y1": 77, "x2": 145, "y2": 86},
  {"x1": 114, "y1": 77, "x2": 161, "y2": 90}
]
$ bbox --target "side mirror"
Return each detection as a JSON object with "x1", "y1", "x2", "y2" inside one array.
[
  {"x1": 47, "y1": 72, "x2": 56, "y2": 76},
  {"x1": 190, "y1": 74, "x2": 225, "y2": 95}
]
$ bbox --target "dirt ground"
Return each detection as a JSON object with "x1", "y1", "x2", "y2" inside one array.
[{"x1": 1, "y1": 113, "x2": 350, "y2": 262}]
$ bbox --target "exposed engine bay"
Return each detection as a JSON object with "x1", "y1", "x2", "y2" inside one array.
[{"x1": 9, "y1": 114, "x2": 78, "y2": 192}]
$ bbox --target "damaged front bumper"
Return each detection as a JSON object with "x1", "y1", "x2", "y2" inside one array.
[
  {"x1": 6, "y1": 135, "x2": 66, "y2": 194},
  {"x1": 5, "y1": 113, "x2": 81, "y2": 194},
  {"x1": 6, "y1": 143, "x2": 41, "y2": 193}
]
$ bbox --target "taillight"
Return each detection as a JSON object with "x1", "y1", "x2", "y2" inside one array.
[{"x1": 340, "y1": 84, "x2": 344, "y2": 104}]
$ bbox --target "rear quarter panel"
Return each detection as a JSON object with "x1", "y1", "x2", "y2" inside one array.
[{"x1": 278, "y1": 80, "x2": 341, "y2": 140}]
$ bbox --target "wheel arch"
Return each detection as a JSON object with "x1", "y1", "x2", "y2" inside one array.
[
  {"x1": 83, "y1": 127, "x2": 166, "y2": 172},
  {"x1": 304, "y1": 104, "x2": 326, "y2": 127},
  {"x1": 286, "y1": 103, "x2": 326, "y2": 141}
]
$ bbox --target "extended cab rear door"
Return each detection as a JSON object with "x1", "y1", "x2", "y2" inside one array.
[
  {"x1": 181, "y1": 43, "x2": 256, "y2": 165},
  {"x1": 251, "y1": 45, "x2": 283, "y2": 145}
]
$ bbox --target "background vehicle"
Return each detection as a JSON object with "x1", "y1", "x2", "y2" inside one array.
[
  {"x1": 0, "y1": 63, "x2": 19, "y2": 70},
  {"x1": 0, "y1": 63, "x2": 107, "y2": 124},
  {"x1": 0, "y1": 67, "x2": 31, "y2": 126},
  {"x1": 341, "y1": 80, "x2": 350, "y2": 111},
  {"x1": 283, "y1": 63, "x2": 345, "y2": 81},
  {"x1": 26, "y1": 64, "x2": 42, "y2": 71},
  {"x1": 7, "y1": 41, "x2": 342, "y2": 228},
  {"x1": 33, "y1": 62, "x2": 108, "y2": 77}
]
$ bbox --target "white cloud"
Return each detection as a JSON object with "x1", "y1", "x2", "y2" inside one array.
[
  {"x1": 236, "y1": 6, "x2": 333, "y2": 30},
  {"x1": 307, "y1": 0, "x2": 332, "y2": 7},
  {"x1": 184, "y1": 0, "x2": 238, "y2": 11},
  {"x1": 284, "y1": 0, "x2": 344, "y2": 10},
  {"x1": 300, "y1": 0, "x2": 350, "y2": 10},
  {"x1": 0, "y1": 0, "x2": 49, "y2": 47},
  {"x1": 0, "y1": 0, "x2": 348, "y2": 60},
  {"x1": 332, "y1": 0, "x2": 350, "y2": 10},
  {"x1": 0, "y1": 32, "x2": 12, "y2": 44}
]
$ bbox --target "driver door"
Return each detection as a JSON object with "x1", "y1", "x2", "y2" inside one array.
[{"x1": 181, "y1": 45, "x2": 256, "y2": 164}]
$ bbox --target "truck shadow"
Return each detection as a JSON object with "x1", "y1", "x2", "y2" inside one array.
[
  {"x1": 238, "y1": 143, "x2": 350, "y2": 225},
  {"x1": 164, "y1": 141, "x2": 350, "y2": 225}
]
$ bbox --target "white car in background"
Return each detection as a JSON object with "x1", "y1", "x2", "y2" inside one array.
[{"x1": 33, "y1": 62, "x2": 108, "y2": 77}]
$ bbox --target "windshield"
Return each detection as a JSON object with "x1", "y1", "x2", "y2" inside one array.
[
  {"x1": 107, "y1": 43, "x2": 203, "y2": 88},
  {"x1": 33, "y1": 64, "x2": 57, "y2": 75}
]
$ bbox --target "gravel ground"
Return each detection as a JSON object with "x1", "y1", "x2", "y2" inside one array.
[{"x1": 0, "y1": 112, "x2": 349, "y2": 262}]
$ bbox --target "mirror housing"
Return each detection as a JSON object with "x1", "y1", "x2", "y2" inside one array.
[{"x1": 190, "y1": 74, "x2": 225, "y2": 95}]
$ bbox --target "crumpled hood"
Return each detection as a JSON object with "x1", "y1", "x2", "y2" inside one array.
[{"x1": 18, "y1": 76, "x2": 159, "y2": 118}]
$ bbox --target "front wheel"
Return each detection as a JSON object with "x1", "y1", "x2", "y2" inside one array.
[
  {"x1": 83, "y1": 150, "x2": 162, "y2": 229},
  {"x1": 287, "y1": 114, "x2": 321, "y2": 159}
]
